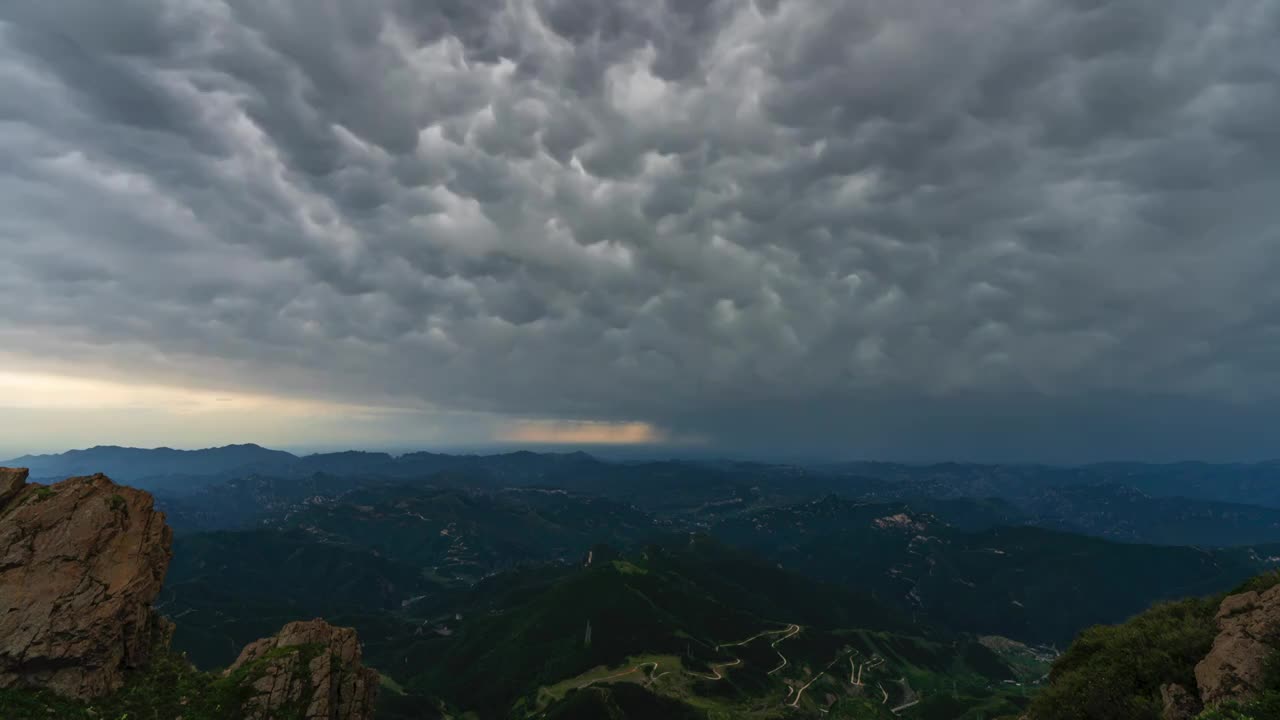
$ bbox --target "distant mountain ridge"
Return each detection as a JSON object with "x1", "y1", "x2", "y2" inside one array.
[
  {"x1": 0, "y1": 444, "x2": 606, "y2": 493},
  {"x1": 14, "y1": 445, "x2": 1280, "y2": 549},
  {"x1": 13, "y1": 444, "x2": 1280, "y2": 493},
  {"x1": 3, "y1": 444, "x2": 298, "y2": 482},
  {"x1": 822, "y1": 460, "x2": 1280, "y2": 509}
]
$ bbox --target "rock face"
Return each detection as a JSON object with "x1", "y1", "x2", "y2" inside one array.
[
  {"x1": 0, "y1": 467, "x2": 381, "y2": 716},
  {"x1": 0, "y1": 467, "x2": 27, "y2": 505},
  {"x1": 227, "y1": 618, "x2": 379, "y2": 720},
  {"x1": 1159, "y1": 683, "x2": 1201, "y2": 720},
  {"x1": 0, "y1": 469, "x2": 173, "y2": 698},
  {"x1": 1195, "y1": 584, "x2": 1280, "y2": 707}
]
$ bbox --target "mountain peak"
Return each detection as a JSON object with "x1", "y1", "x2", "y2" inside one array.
[{"x1": 227, "y1": 619, "x2": 378, "y2": 720}]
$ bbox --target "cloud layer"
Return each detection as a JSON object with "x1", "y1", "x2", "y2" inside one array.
[{"x1": 1, "y1": 0, "x2": 1278, "y2": 459}]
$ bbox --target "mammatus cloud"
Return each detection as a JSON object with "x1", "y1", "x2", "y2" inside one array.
[{"x1": 0, "y1": 0, "x2": 1278, "y2": 459}]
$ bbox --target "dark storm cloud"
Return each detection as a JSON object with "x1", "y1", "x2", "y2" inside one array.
[{"x1": 2, "y1": 0, "x2": 1279, "y2": 459}]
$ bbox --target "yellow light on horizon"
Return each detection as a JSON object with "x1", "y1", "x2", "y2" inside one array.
[
  {"x1": 0, "y1": 368, "x2": 430, "y2": 454},
  {"x1": 0, "y1": 369, "x2": 678, "y2": 451},
  {"x1": 0, "y1": 369, "x2": 363, "y2": 416},
  {"x1": 500, "y1": 420, "x2": 662, "y2": 445}
]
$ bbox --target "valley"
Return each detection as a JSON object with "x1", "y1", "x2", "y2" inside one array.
[{"x1": 7, "y1": 446, "x2": 1280, "y2": 719}]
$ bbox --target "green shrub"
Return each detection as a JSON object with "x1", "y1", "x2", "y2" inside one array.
[
  {"x1": 1233, "y1": 571, "x2": 1280, "y2": 596},
  {"x1": 1027, "y1": 597, "x2": 1219, "y2": 720},
  {"x1": 1030, "y1": 572, "x2": 1280, "y2": 720},
  {"x1": 0, "y1": 648, "x2": 304, "y2": 720}
]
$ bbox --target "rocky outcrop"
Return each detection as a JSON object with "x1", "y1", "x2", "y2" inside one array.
[
  {"x1": 1195, "y1": 584, "x2": 1280, "y2": 707},
  {"x1": 0, "y1": 469, "x2": 173, "y2": 698},
  {"x1": 1159, "y1": 683, "x2": 1201, "y2": 720},
  {"x1": 0, "y1": 467, "x2": 382, "y2": 717},
  {"x1": 227, "y1": 618, "x2": 379, "y2": 720},
  {"x1": 0, "y1": 467, "x2": 27, "y2": 505},
  {"x1": 873, "y1": 512, "x2": 928, "y2": 532}
]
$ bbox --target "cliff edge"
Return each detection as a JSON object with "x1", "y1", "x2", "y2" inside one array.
[
  {"x1": 0, "y1": 468, "x2": 172, "y2": 698},
  {"x1": 0, "y1": 467, "x2": 378, "y2": 720}
]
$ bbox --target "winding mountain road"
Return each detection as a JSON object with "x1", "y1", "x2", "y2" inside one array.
[
  {"x1": 891, "y1": 697, "x2": 922, "y2": 714},
  {"x1": 719, "y1": 624, "x2": 800, "y2": 650},
  {"x1": 569, "y1": 623, "x2": 805, "y2": 705},
  {"x1": 848, "y1": 653, "x2": 884, "y2": 686},
  {"x1": 766, "y1": 624, "x2": 802, "y2": 675},
  {"x1": 570, "y1": 624, "x2": 907, "y2": 713},
  {"x1": 788, "y1": 653, "x2": 854, "y2": 708},
  {"x1": 697, "y1": 623, "x2": 801, "y2": 681},
  {"x1": 689, "y1": 658, "x2": 742, "y2": 681},
  {"x1": 789, "y1": 672, "x2": 825, "y2": 707},
  {"x1": 577, "y1": 662, "x2": 659, "y2": 689}
]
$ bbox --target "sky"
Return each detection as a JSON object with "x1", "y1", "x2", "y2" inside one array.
[{"x1": 1, "y1": 0, "x2": 1278, "y2": 461}]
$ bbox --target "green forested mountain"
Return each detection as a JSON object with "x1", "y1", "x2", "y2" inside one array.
[
  {"x1": 394, "y1": 538, "x2": 1031, "y2": 719},
  {"x1": 15, "y1": 448, "x2": 1280, "y2": 719},
  {"x1": 714, "y1": 496, "x2": 1270, "y2": 644},
  {"x1": 163, "y1": 529, "x2": 445, "y2": 668},
  {"x1": 146, "y1": 465, "x2": 1280, "y2": 718},
  {"x1": 277, "y1": 485, "x2": 662, "y2": 580},
  {"x1": 1027, "y1": 573, "x2": 1280, "y2": 720},
  {"x1": 161, "y1": 524, "x2": 1040, "y2": 718}
]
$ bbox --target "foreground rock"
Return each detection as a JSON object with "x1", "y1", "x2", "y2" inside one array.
[
  {"x1": 0, "y1": 469, "x2": 173, "y2": 698},
  {"x1": 0, "y1": 467, "x2": 26, "y2": 505},
  {"x1": 1194, "y1": 583, "x2": 1280, "y2": 707},
  {"x1": 1159, "y1": 682, "x2": 1201, "y2": 720},
  {"x1": 227, "y1": 618, "x2": 379, "y2": 720}
]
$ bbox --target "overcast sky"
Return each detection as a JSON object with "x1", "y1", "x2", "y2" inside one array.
[{"x1": 1, "y1": 0, "x2": 1278, "y2": 460}]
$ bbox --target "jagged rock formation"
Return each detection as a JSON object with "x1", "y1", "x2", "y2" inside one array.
[
  {"x1": 0, "y1": 467, "x2": 382, "y2": 718},
  {"x1": 1195, "y1": 583, "x2": 1280, "y2": 707},
  {"x1": 226, "y1": 618, "x2": 379, "y2": 720},
  {"x1": 0, "y1": 469, "x2": 173, "y2": 698},
  {"x1": 0, "y1": 467, "x2": 27, "y2": 505}
]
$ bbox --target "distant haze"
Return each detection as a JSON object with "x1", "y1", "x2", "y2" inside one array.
[{"x1": 1, "y1": 1, "x2": 1278, "y2": 460}]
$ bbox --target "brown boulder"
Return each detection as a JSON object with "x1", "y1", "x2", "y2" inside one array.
[
  {"x1": 227, "y1": 618, "x2": 379, "y2": 720},
  {"x1": 1194, "y1": 584, "x2": 1280, "y2": 706},
  {"x1": 0, "y1": 470, "x2": 173, "y2": 698},
  {"x1": 1160, "y1": 683, "x2": 1201, "y2": 720},
  {"x1": 0, "y1": 467, "x2": 27, "y2": 505}
]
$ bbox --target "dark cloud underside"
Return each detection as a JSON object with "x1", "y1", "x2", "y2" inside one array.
[{"x1": 1, "y1": 0, "x2": 1278, "y2": 459}]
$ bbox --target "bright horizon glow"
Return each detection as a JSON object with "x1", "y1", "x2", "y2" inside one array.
[
  {"x1": 499, "y1": 420, "x2": 664, "y2": 445},
  {"x1": 0, "y1": 369, "x2": 670, "y2": 457},
  {"x1": 0, "y1": 370, "x2": 358, "y2": 415}
]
